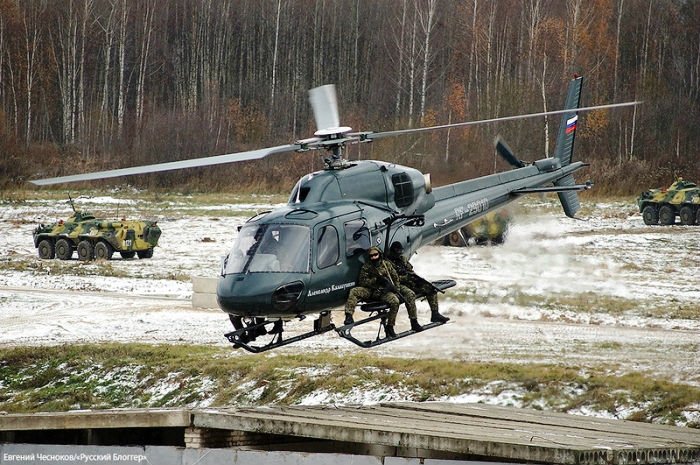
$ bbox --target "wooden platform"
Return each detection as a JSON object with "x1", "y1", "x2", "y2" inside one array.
[{"x1": 1, "y1": 403, "x2": 698, "y2": 464}]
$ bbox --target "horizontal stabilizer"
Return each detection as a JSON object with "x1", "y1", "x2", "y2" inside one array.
[{"x1": 515, "y1": 181, "x2": 592, "y2": 194}]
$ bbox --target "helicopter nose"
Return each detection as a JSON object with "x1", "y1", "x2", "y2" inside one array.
[{"x1": 216, "y1": 274, "x2": 306, "y2": 317}]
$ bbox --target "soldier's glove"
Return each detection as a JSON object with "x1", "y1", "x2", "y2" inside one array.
[{"x1": 378, "y1": 276, "x2": 392, "y2": 293}]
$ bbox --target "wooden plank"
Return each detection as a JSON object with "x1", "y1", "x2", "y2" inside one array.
[
  {"x1": 198, "y1": 404, "x2": 699, "y2": 464},
  {"x1": 220, "y1": 405, "x2": 686, "y2": 449},
  {"x1": 382, "y1": 403, "x2": 700, "y2": 445},
  {"x1": 195, "y1": 410, "x2": 579, "y2": 464}
]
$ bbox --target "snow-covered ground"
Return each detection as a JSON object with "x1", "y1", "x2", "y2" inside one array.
[{"x1": 1, "y1": 194, "x2": 698, "y2": 389}]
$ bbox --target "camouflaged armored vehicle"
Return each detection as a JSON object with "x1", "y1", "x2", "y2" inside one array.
[
  {"x1": 33, "y1": 199, "x2": 161, "y2": 261},
  {"x1": 637, "y1": 178, "x2": 700, "y2": 225},
  {"x1": 439, "y1": 210, "x2": 511, "y2": 246}
]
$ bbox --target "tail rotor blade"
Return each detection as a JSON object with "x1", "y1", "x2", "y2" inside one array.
[{"x1": 494, "y1": 137, "x2": 525, "y2": 168}]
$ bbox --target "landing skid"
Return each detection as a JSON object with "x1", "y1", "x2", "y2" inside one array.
[
  {"x1": 223, "y1": 280, "x2": 456, "y2": 353},
  {"x1": 335, "y1": 313, "x2": 447, "y2": 348},
  {"x1": 224, "y1": 313, "x2": 335, "y2": 354}
]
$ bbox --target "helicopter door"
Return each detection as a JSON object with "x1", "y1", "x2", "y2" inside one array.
[
  {"x1": 307, "y1": 223, "x2": 344, "y2": 310},
  {"x1": 306, "y1": 219, "x2": 370, "y2": 311},
  {"x1": 343, "y1": 218, "x2": 371, "y2": 281}
]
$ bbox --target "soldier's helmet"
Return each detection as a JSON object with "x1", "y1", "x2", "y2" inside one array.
[
  {"x1": 389, "y1": 242, "x2": 404, "y2": 256},
  {"x1": 367, "y1": 246, "x2": 382, "y2": 259}
]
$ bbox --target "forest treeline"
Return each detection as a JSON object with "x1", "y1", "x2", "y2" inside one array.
[{"x1": 0, "y1": 0, "x2": 698, "y2": 194}]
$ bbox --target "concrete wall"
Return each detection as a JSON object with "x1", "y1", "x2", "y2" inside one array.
[
  {"x1": 0, "y1": 444, "x2": 512, "y2": 465},
  {"x1": 191, "y1": 277, "x2": 218, "y2": 309}
]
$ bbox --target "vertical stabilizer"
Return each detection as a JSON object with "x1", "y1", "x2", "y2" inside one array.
[
  {"x1": 553, "y1": 76, "x2": 583, "y2": 167},
  {"x1": 553, "y1": 76, "x2": 583, "y2": 217}
]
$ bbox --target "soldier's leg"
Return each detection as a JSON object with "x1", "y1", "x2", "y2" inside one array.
[
  {"x1": 399, "y1": 285, "x2": 422, "y2": 332},
  {"x1": 425, "y1": 288, "x2": 449, "y2": 323},
  {"x1": 398, "y1": 285, "x2": 417, "y2": 319},
  {"x1": 426, "y1": 290, "x2": 439, "y2": 313},
  {"x1": 380, "y1": 292, "x2": 400, "y2": 338},
  {"x1": 344, "y1": 287, "x2": 371, "y2": 324}
]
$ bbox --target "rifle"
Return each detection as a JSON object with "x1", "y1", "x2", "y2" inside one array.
[
  {"x1": 366, "y1": 263, "x2": 405, "y2": 303},
  {"x1": 376, "y1": 275, "x2": 405, "y2": 303},
  {"x1": 390, "y1": 258, "x2": 444, "y2": 294}
]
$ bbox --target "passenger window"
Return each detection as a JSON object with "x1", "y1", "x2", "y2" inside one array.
[
  {"x1": 316, "y1": 225, "x2": 339, "y2": 269},
  {"x1": 344, "y1": 219, "x2": 370, "y2": 257},
  {"x1": 392, "y1": 172, "x2": 414, "y2": 207}
]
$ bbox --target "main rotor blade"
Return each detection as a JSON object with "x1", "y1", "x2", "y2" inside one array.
[
  {"x1": 308, "y1": 84, "x2": 351, "y2": 136},
  {"x1": 366, "y1": 101, "x2": 641, "y2": 141},
  {"x1": 29, "y1": 144, "x2": 299, "y2": 186}
]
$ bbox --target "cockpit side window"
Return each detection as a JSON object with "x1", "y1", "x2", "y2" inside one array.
[
  {"x1": 392, "y1": 172, "x2": 414, "y2": 207},
  {"x1": 344, "y1": 219, "x2": 370, "y2": 257},
  {"x1": 316, "y1": 225, "x2": 339, "y2": 269}
]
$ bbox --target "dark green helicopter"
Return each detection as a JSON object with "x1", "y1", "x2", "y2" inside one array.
[{"x1": 31, "y1": 76, "x2": 637, "y2": 352}]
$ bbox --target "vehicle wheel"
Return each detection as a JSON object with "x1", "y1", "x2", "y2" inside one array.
[
  {"x1": 137, "y1": 248, "x2": 154, "y2": 259},
  {"x1": 679, "y1": 206, "x2": 695, "y2": 225},
  {"x1": 94, "y1": 241, "x2": 114, "y2": 260},
  {"x1": 55, "y1": 239, "x2": 74, "y2": 260},
  {"x1": 37, "y1": 239, "x2": 55, "y2": 259},
  {"x1": 696, "y1": 208, "x2": 700, "y2": 226},
  {"x1": 658, "y1": 205, "x2": 675, "y2": 225},
  {"x1": 120, "y1": 251, "x2": 136, "y2": 259},
  {"x1": 77, "y1": 240, "x2": 94, "y2": 261},
  {"x1": 642, "y1": 205, "x2": 659, "y2": 225}
]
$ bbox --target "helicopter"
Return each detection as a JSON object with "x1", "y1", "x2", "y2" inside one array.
[{"x1": 31, "y1": 75, "x2": 638, "y2": 353}]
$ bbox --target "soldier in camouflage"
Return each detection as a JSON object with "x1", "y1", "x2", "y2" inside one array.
[
  {"x1": 344, "y1": 246, "x2": 422, "y2": 338},
  {"x1": 388, "y1": 242, "x2": 449, "y2": 324}
]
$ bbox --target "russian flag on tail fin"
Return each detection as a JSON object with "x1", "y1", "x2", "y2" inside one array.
[{"x1": 565, "y1": 115, "x2": 578, "y2": 134}]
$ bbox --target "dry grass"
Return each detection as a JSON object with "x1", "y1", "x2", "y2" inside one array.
[{"x1": 1, "y1": 344, "x2": 697, "y2": 427}]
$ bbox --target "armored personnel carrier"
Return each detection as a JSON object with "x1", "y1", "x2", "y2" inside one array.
[
  {"x1": 439, "y1": 210, "x2": 511, "y2": 246},
  {"x1": 33, "y1": 197, "x2": 162, "y2": 261},
  {"x1": 637, "y1": 178, "x2": 700, "y2": 225}
]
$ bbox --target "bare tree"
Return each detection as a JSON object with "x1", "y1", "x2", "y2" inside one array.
[
  {"x1": 417, "y1": 0, "x2": 437, "y2": 122},
  {"x1": 20, "y1": 0, "x2": 45, "y2": 144},
  {"x1": 135, "y1": 0, "x2": 154, "y2": 126},
  {"x1": 116, "y1": 0, "x2": 127, "y2": 137}
]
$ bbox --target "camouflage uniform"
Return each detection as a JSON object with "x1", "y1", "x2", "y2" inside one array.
[
  {"x1": 388, "y1": 241, "x2": 448, "y2": 324},
  {"x1": 344, "y1": 249, "x2": 417, "y2": 327},
  {"x1": 388, "y1": 253, "x2": 439, "y2": 313}
]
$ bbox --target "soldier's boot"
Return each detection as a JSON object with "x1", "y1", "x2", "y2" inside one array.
[
  {"x1": 431, "y1": 310, "x2": 449, "y2": 323},
  {"x1": 385, "y1": 325, "x2": 397, "y2": 338},
  {"x1": 344, "y1": 313, "x2": 354, "y2": 326},
  {"x1": 410, "y1": 318, "x2": 423, "y2": 332}
]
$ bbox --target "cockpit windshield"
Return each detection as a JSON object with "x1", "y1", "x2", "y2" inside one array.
[{"x1": 224, "y1": 224, "x2": 310, "y2": 274}]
